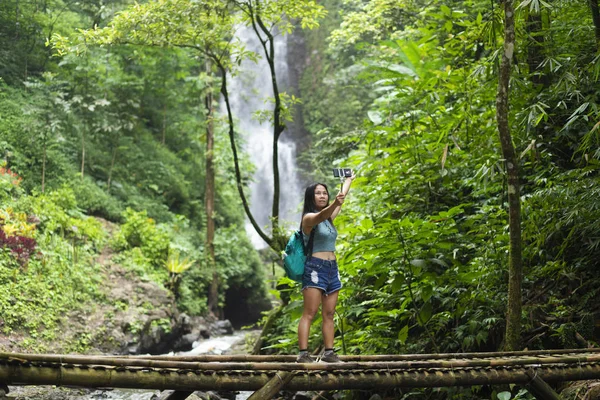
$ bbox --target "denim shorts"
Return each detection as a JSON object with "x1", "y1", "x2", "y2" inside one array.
[{"x1": 302, "y1": 257, "x2": 342, "y2": 296}]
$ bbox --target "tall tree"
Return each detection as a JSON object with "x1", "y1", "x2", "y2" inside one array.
[
  {"x1": 204, "y1": 60, "x2": 219, "y2": 317},
  {"x1": 590, "y1": 0, "x2": 600, "y2": 47},
  {"x1": 57, "y1": 0, "x2": 325, "y2": 252},
  {"x1": 496, "y1": 0, "x2": 522, "y2": 352}
]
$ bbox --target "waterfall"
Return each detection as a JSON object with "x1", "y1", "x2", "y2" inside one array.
[{"x1": 226, "y1": 25, "x2": 302, "y2": 249}]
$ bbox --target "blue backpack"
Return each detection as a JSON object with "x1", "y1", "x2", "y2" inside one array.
[{"x1": 282, "y1": 226, "x2": 316, "y2": 282}]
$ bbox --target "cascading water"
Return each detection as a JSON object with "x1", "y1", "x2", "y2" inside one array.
[{"x1": 226, "y1": 25, "x2": 302, "y2": 249}]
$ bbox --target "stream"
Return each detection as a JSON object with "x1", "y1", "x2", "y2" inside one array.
[{"x1": 7, "y1": 331, "x2": 255, "y2": 400}]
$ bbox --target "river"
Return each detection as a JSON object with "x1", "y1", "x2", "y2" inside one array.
[{"x1": 6, "y1": 331, "x2": 255, "y2": 400}]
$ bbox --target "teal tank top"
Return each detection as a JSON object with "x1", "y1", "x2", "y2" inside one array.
[{"x1": 303, "y1": 219, "x2": 337, "y2": 253}]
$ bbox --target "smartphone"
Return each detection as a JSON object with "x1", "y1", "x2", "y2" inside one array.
[{"x1": 333, "y1": 168, "x2": 353, "y2": 178}]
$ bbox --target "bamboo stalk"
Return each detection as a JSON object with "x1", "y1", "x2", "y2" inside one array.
[
  {"x1": 73, "y1": 349, "x2": 600, "y2": 361},
  {"x1": 1, "y1": 364, "x2": 600, "y2": 391},
  {"x1": 525, "y1": 369, "x2": 560, "y2": 400},
  {"x1": 247, "y1": 371, "x2": 294, "y2": 400},
  {"x1": 15, "y1": 347, "x2": 598, "y2": 362},
  {"x1": 1, "y1": 353, "x2": 599, "y2": 371}
]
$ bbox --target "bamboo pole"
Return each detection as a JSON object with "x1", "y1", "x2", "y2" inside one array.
[
  {"x1": 4, "y1": 348, "x2": 599, "y2": 363},
  {"x1": 525, "y1": 369, "x2": 560, "y2": 400},
  {"x1": 1, "y1": 353, "x2": 599, "y2": 371},
  {"x1": 247, "y1": 371, "x2": 294, "y2": 400},
  {"x1": 0, "y1": 364, "x2": 600, "y2": 391}
]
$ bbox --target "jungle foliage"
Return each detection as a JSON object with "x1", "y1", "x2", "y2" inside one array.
[
  {"x1": 1, "y1": 0, "x2": 600, "y2": 398},
  {"x1": 0, "y1": 0, "x2": 269, "y2": 345},
  {"x1": 260, "y1": 0, "x2": 600, "y2": 397}
]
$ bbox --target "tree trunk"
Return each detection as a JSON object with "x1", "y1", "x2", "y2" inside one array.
[
  {"x1": 252, "y1": 14, "x2": 285, "y2": 248},
  {"x1": 590, "y1": 0, "x2": 600, "y2": 47},
  {"x1": 107, "y1": 145, "x2": 117, "y2": 193},
  {"x1": 205, "y1": 61, "x2": 219, "y2": 318},
  {"x1": 496, "y1": 0, "x2": 523, "y2": 352},
  {"x1": 162, "y1": 103, "x2": 167, "y2": 145},
  {"x1": 14, "y1": 0, "x2": 20, "y2": 40},
  {"x1": 216, "y1": 60, "x2": 273, "y2": 249},
  {"x1": 80, "y1": 131, "x2": 85, "y2": 179},
  {"x1": 526, "y1": 12, "x2": 548, "y2": 86},
  {"x1": 42, "y1": 135, "x2": 46, "y2": 193}
]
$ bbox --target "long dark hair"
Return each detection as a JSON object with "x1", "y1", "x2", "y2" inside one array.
[{"x1": 301, "y1": 182, "x2": 333, "y2": 229}]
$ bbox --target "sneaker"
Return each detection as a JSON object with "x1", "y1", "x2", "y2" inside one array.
[
  {"x1": 320, "y1": 351, "x2": 342, "y2": 363},
  {"x1": 296, "y1": 353, "x2": 314, "y2": 363}
]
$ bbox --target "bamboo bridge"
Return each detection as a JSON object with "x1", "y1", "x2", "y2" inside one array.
[{"x1": 1, "y1": 349, "x2": 600, "y2": 399}]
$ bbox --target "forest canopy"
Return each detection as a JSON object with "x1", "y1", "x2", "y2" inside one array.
[{"x1": 1, "y1": 0, "x2": 600, "y2": 398}]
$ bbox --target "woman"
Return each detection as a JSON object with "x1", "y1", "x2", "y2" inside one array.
[{"x1": 296, "y1": 174, "x2": 355, "y2": 363}]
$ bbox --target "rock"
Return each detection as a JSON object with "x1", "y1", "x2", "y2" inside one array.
[
  {"x1": 157, "y1": 390, "x2": 215, "y2": 400},
  {"x1": 291, "y1": 392, "x2": 312, "y2": 400},
  {"x1": 188, "y1": 394, "x2": 212, "y2": 400},
  {"x1": 172, "y1": 332, "x2": 199, "y2": 352},
  {"x1": 134, "y1": 312, "x2": 199, "y2": 354},
  {"x1": 210, "y1": 320, "x2": 234, "y2": 336},
  {"x1": 211, "y1": 391, "x2": 235, "y2": 400},
  {"x1": 199, "y1": 327, "x2": 210, "y2": 339},
  {"x1": 139, "y1": 323, "x2": 166, "y2": 353},
  {"x1": 177, "y1": 313, "x2": 193, "y2": 334},
  {"x1": 186, "y1": 316, "x2": 211, "y2": 340}
]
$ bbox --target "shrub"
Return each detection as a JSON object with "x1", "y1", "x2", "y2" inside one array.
[
  {"x1": 69, "y1": 176, "x2": 124, "y2": 222},
  {"x1": 112, "y1": 208, "x2": 170, "y2": 268},
  {"x1": 26, "y1": 187, "x2": 106, "y2": 246},
  {"x1": 0, "y1": 207, "x2": 38, "y2": 265},
  {"x1": 0, "y1": 161, "x2": 23, "y2": 202}
]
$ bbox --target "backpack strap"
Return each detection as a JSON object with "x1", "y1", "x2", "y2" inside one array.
[{"x1": 300, "y1": 222, "x2": 318, "y2": 257}]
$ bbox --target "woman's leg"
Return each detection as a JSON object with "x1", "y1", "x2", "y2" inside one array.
[
  {"x1": 298, "y1": 288, "x2": 322, "y2": 349},
  {"x1": 321, "y1": 290, "x2": 339, "y2": 349}
]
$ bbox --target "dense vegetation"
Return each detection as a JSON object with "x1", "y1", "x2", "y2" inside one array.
[
  {"x1": 0, "y1": 0, "x2": 269, "y2": 350},
  {"x1": 1, "y1": 0, "x2": 600, "y2": 398},
  {"x1": 265, "y1": 0, "x2": 600, "y2": 398}
]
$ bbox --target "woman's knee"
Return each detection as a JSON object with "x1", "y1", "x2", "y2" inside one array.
[
  {"x1": 322, "y1": 308, "x2": 335, "y2": 321},
  {"x1": 302, "y1": 309, "x2": 319, "y2": 322}
]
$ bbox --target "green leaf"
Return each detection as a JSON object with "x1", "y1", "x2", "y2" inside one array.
[
  {"x1": 391, "y1": 275, "x2": 404, "y2": 292},
  {"x1": 421, "y1": 285, "x2": 433, "y2": 302},
  {"x1": 497, "y1": 392, "x2": 512, "y2": 400},
  {"x1": 374, "y1": 274, "x2": 387, "y2": 289},
  {"x1": 360, "y1": 219, "x2": 374, "y2": 229},
  {"x1": 418, "y1": 302, "x2": 433, "y2": 324},
  {"x1": 410, "y1": 259, "x2": 427, "y2": 268},
  {"x1": 398, "y1": 325, "x2": 409, "y2": 344},
  {"x1": 386, "y1": 64, "x2": 418, "y2": 77},
  {"x1": 367, "y1": 110, "x2": 384, "y2": 125}
]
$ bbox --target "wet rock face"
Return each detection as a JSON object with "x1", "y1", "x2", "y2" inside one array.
[
  {"x1": 160, "y1": 391, "x2": 234, "y2": 400},
  {"x1": 210, "y1": 320, "x2": 234, "y2": 336},
  {"x1": 171, "y1": 316, "x2": 211, "y2": 352},
  {"x1": 130, "y1": 315, "x2": 237, "y2": 355},
  {"x1": 134, "y1": 313, "x2": 193, "y2": 355}
]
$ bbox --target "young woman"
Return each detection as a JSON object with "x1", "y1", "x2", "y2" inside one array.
[{"x1": 296, "y1": 175, "x2": 355, "y2": 363}]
